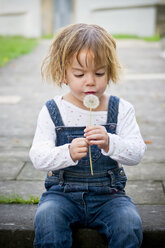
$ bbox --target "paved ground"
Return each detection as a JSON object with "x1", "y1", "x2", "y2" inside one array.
[{"x1": 0, "y1": 38, "x2": 165, "y2": 206}]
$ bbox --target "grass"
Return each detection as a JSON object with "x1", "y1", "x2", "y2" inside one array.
[
  {"x1": 42, "y1": 34, "x2": 54, "y2": 39},
  {"x1": 0, "y1": 194, "x2": 40, "y2": 204},
  {"x1": 0, "y1": 35, "x2": 38, "y2": 66},
  {"x1": 113, "y1": 34, "x2": 160, "y2": 42}
]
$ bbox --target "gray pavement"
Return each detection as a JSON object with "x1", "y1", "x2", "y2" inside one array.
[
  {"x1": 0, "y1": 38, "x2": 165, "y2": 247},
  {"x1": 0, "y1": 39, "x2": 165, "y2": 205}
]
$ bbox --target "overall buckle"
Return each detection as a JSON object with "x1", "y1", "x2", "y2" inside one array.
[{"x1": 107, "y1": 169, "x2": 116, "y2": 187}]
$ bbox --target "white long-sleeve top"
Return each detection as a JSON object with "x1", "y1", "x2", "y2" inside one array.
[{"x1": 29, "y1": 95, "x2": 146, "y2": 171}]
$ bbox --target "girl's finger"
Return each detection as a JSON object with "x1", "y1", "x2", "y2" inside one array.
[
  {"x1": 90, "y1": 140, "x2": 104, "y2": 145},
  {"x1": 86, "y1": 134, "x2": 105, "y2": 140},
  {"x1": 84, "y1": 130, "x2": 103, "y2": 138},
  {"x1": 84, "y1": 126, "x2": 101, "y2": 132},
  {"x1": 77, "y1": 147, "x2": 88, "y2": 153}
]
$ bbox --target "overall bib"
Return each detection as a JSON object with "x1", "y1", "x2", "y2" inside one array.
[{"x1": 45, "y1": 95, "x2": 127, "y2": 193}]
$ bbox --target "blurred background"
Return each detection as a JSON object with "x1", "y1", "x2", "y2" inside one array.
[{"x1": 0, "y1": 0, "x2": 165, "y2": 38}]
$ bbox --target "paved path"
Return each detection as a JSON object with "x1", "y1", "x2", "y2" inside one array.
[{"x1": 0, "y1": 39, "x2": 165, "y2": 206}]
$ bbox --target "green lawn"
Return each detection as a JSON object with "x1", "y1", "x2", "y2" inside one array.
[
  {"x1": 0, "y1": 36, "x2": 38, "y2": 66},
  {"x1": 0, "y1": 193, "x2": 40, "y2": 204},
  {"x1": 113, "y1": 34, "x2": 160, "y2": 42}
]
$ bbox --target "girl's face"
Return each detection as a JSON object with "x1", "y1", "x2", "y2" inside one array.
[{"x1": 64, "y1": 49, "x2": 108, "y2": 109}]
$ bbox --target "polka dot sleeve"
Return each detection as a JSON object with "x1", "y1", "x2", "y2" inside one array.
[
  {"x1": 102, "y1": 100, "x2": 146, "y2": 165},
  {"x1": 29, "y1": 105, "x2": 78, "y2": 171}
]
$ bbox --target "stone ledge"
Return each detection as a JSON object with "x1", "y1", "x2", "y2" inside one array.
[{"x1": 0, "y1": 204, "x2": 165, "y2": 248}]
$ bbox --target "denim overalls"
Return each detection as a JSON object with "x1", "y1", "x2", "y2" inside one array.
[
  {"x1": 34, "y1": 96, "x2": 142, "y2": 248},
  {"x1": 45, "y1": 95, "x2": 127, "y2": 194}
]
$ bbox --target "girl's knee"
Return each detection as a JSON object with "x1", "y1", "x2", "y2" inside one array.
[
  {"x1": 112, "y1": 207, "x2": 142, "y2": 245},
  {"x1": 117, "y1": 206, "x2": 142, "y2": 231},
  {"x1": 34, "y1": 200, "x2": 67, "y2": 228},
  {"x1": 34, "y1": 200, "x2": 73, "y2": 247},
  {"x1": 111, "y1": 197, "x2": 142, "y2": 232},
  {"x1": 107, "y1": 208, "x2": 142, "y2": 247}
]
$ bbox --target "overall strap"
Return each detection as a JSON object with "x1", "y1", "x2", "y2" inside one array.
[
  {"x1": 106, "y1": 96, "x2": 120, "y2": 124},
  {"x1": 46, "y1": 99, "x2": 64, "y2": 127}
]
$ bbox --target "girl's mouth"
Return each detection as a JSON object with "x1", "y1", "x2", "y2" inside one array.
[{"x1": 85, "y1": 91, "x2": 96, "y2": 95}]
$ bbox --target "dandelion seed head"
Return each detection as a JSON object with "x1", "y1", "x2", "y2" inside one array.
[{"x1": 83, "y1": 94, "x2": 100, "y2": 109}]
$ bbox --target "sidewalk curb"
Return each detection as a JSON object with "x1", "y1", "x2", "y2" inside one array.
[{"x1": 0, "y1": 204, "x2": 165, "y2": 248}]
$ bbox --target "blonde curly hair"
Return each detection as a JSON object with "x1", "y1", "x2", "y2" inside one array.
[{"x1": 41, "y1": 23, "x2": 122, "y2": 86}]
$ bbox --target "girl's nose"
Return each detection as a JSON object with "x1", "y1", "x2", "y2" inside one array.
[{"x1": 86, "y1": 74, "x2": 95, "y2": 85}]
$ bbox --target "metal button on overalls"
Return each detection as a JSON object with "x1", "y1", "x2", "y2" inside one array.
[{"x1": 48, "y1": 171, "x2": 53, "y2": 177}]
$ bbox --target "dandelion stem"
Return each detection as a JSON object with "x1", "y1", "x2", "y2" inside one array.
[
  {"x1": 90, "y1": 107, "x2": 92, "y2": 126},
  {"x1": 89, "y1": 146, "x2": 93, "y2": 175},
  {"x1": 83, "y1": 95, "x2": 99, "y2": 176},
  {"x1": 89, "y1": 107, "x2": 93, "y2": 175}
]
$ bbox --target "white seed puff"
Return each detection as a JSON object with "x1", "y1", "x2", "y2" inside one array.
[
  {"x1": 83, "y1": 94, "x2": 100, "y2": 175},
  {"x1": 83, "y1": 94, "x2": 100, "y2": 109}
]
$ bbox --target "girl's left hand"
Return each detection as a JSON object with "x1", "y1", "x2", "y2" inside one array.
[{"x1": 84, "y1": 126, "x2": 109, "y2": 153}]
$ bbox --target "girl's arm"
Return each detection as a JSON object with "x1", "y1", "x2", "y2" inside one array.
[
  {"x1": 29, "y1": 105, "x2": 77, "y2": 171},
  {"x1": 102, "y1": 100, "x2": 146, "y2": 165}
]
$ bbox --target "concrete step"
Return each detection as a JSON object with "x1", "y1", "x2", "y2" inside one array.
[{"x1": 0, "y1": 204, "x2": 165, "y2": 248}]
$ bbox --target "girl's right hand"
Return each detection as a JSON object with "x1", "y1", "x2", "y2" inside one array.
[{"x1": 69, "y1": 138, "x2": 88, "y2": 162}]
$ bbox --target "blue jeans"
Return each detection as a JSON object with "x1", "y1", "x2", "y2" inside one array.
[{"x1": 34, "y1": 185, "x2": 142, "y2": 248}]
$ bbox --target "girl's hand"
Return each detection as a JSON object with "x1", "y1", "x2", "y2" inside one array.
[
  {"x1": 84, "y1": 126, "x2": 109, "y2": 153},
  {"x1": 69, "y1": 138, "x2": 88, "y2": 162}
]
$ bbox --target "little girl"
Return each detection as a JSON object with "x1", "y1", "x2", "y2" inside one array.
[{"x1": 30, "y1": 23, "x2": 146, "y2": 248}]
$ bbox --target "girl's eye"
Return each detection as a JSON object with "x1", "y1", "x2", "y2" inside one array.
[
  {"x1": 74, "y1": 74, "x2": 84, "y2": 78},
  {"x1": 95, "y1": 72, "x2": 105, "y2": 77}
]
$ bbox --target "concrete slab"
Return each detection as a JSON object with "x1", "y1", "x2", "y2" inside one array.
[
  {"x1": 141, "y1": 149, "x2": 165, "y2": 165},
  {"x1": 0, "y1": 148, "x2": 29, "y2": 160},
  {"x1": 17, "y1": 162, "x2": 45, "y2": 181},
  {"x1": 0, "y1": 181, "x2": 45, "y2": 198},
  {"x1": 0, "y1": 95, "x2": 22, "y2": 104},
  {"x1": 0, "y1": 204, "x2": 37, "y2": 230},
  {"x1": 124, "y1": 163, "x2": 165, "y2": 181},
  {"x1": 125, "y1": 181, "x2": 165, "y2": 205},
  {"x1": 0, "y1": 160, "x2": 24, "y2": 180},
  {"x1": 0, "y1": 136, "x2": 32, "y2": 149}
]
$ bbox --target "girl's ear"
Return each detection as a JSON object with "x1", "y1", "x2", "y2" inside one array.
[
  {"x1": 63, "y1": 71, "x2": 68, "y2": 85},
  {"x1": 63, "y1": 78, "x2": 68, "y2": 85}
]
